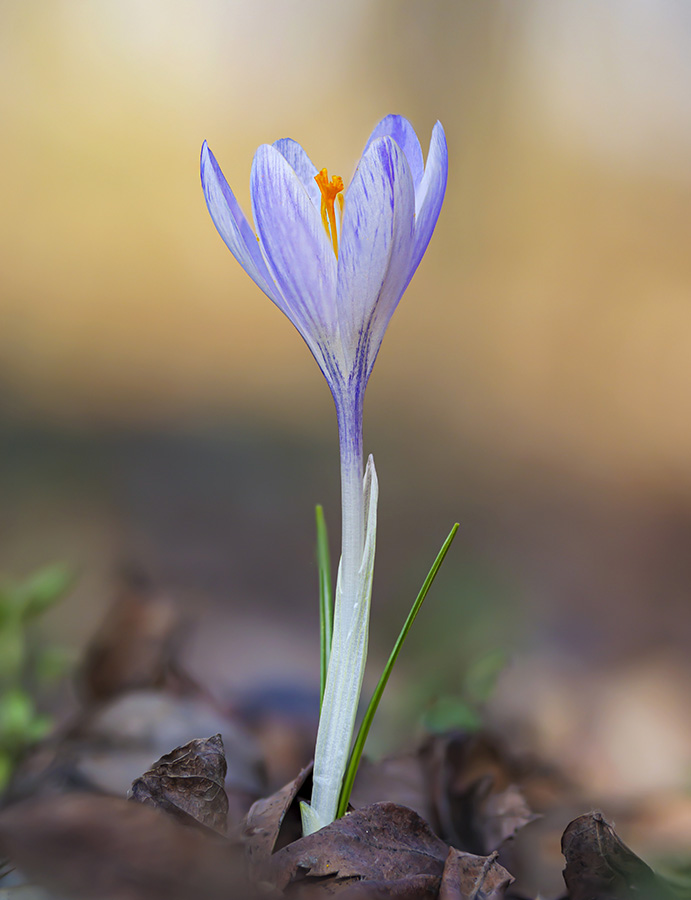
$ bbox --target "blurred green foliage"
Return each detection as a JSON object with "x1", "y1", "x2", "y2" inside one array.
[
  {"x1": 0, "y1": 564, "x2": 73, "y2": 792},
  {"x1": 371, "y1": 553, "x2": 520, "y2": 751},
  {"x1": 421, "y1": 648, "x2": 508, "y2": 733}
]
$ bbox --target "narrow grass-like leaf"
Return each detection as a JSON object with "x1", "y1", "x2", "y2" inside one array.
[
  {"x1": 316, "y1": 505, "x2": 333, "y2": 710},
  {"x1": 336, "y1": 522, "x2": 459, "y2": 818}
]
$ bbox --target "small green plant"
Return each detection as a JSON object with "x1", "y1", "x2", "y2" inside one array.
[{"x1": 0, "y1": 564, "x2": 73, "y2": 791}]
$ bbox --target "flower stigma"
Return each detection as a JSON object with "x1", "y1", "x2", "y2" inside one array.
[{"x1": 315, "y1": 168, "x2": 344, "y2": 258}]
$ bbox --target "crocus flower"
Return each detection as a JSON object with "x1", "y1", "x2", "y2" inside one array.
[{"x1": 201, "y1": 115, "x2": 447, "y2": 833}]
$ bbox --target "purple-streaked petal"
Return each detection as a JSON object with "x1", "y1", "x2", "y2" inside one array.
[
  {"x1": 200, "y1": 141, "x2": 277, "y2": 301},
  {"x1": 409, "y1": 121, "x2": 448, "y2": 279},
  {"x1": 250, "y1": 143, "x2": 343, "y2": 379},
  {"x1": 337, "y1": 136, "x2": 416, "y2": 383},
  {"x1": 273, "y1": 138, "x2": 322, "y2": 211},
  {"x1": 363, "y1": 115, "x2": 425, "y2": 190}
]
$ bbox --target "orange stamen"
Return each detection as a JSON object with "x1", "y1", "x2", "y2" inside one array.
[{"x1": 315, "y1": 168, "x2": 344, "y2": 257}]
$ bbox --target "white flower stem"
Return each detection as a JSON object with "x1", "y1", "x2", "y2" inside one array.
[
  {"x1": 302, "y1": 397, "x2": 376, "y2": 835},
  {"x1": 336, "y1": 401, "x2": 365, "y2": 614}
]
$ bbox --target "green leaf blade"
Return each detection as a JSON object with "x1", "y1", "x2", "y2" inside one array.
[
  {"x1": 316, "y1": 505, "x2": 333, "y2": 710},
  {"x1": 336, "y1": 522, "x2": 459, "y2": 818}
]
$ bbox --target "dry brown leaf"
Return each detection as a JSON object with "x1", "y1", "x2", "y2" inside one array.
[
  {"x1": 243, "y1": 763, "x2": 313, "y2": 879},
  {"x1": 459, "y1": 777, "x2": 538, "y2": 855},
  {"x1": 439, "y1": 847, "x2": 513, "y2": 900},
  {"x1": 266, "y1": 802, "x2": 450, "y2": 893},
  {"x1": 337, "y1": 874, "x2": 440, "y2": 899},
  {"x1": 561, "y1": 812, "x2": 676, "y2": 900},
  {"x1": 350, "y1": 733, "x2": 536, "y2": 857},
  {"x1": 0, "y1": 793, "x2": 251, "y2": 900},
  {"x1": 421, "y1": 735, "x2": 536, "y2": 854},
  {"x1": 79, "y1": 569, "x2": 182, "y2": 704},
  {"x1": 129, "y1": 733, "x2": 229, "y2": 835}
]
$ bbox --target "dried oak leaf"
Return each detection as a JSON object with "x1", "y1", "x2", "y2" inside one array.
[
  {"x1": 244, "y1": 763, "x2": 313, "y2": 879},
  {"x1": 265, "y1": 802, "x2": 450, "y2": 893},
  {"x1": 561, "y1": 812, "x2": 677, "y2": 900},
  {"x1": 438, "y1": 848, "x2": 513, "y2": 900},
  {"x1": 130, "y1": 733, "x2": 229, "y2": 835},
  {"x1": 0, "y1": 793, "x2": 251, "y2": 900}
]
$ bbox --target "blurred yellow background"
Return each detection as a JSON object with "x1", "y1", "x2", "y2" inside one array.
[
  {"x1": 2, "y1": 0, "x2": 690, "y2": 487},
  {"x1": 1, "y1": 3, "x2": 690, "y2": 859}
]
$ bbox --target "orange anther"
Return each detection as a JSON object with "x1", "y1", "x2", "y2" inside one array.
[{"x1": 315, "y1": 168, "x2": 344, "y2": 257}]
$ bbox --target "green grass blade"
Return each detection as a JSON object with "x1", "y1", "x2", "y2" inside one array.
[
  {"x1": 336, "y1": 522, "x2": 460, "y2": 818},
  {"x1": 316, "y1": 505, "x2": 333, "y2": 710}
]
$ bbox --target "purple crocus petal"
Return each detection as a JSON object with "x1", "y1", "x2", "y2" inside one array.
[
  {"x1": 409, "y1": 121, "x2": 448, "y2": 280},
  {"x1": 200, "y1": 141, "x2": 277, "y2": 301},
  {"x1": 273, "y1": 138, "x2": 322, "y2": 211},
  {"x1": 363, "y1": 115, "x2": 425, "y2": 190},
  {"x1": 337, "y1": 136, "x2": 416, "y2": 384},
  {"x1": 250, "y1": 143, "x2": 343, "y2": 379}
]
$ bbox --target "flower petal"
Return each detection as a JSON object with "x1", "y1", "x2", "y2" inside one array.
[
  {"x1": 250, "y1": 143, "x2": 343, "y2": 379},
  {"x1": 363, "y1": 115, "x2": 425, "y2": 190},
  {"x1": 200, "y1": 141, "x2": 276, "y2": 301},
  {"x1": 409, "y1": 121, "x2": 448, "y2": 279},
  {"x1": 337, "y1": 135, "x2": 416, "y2": 383},
  {"x1": 273, "y1": 138, "x2": 321, "y2": 211}
]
